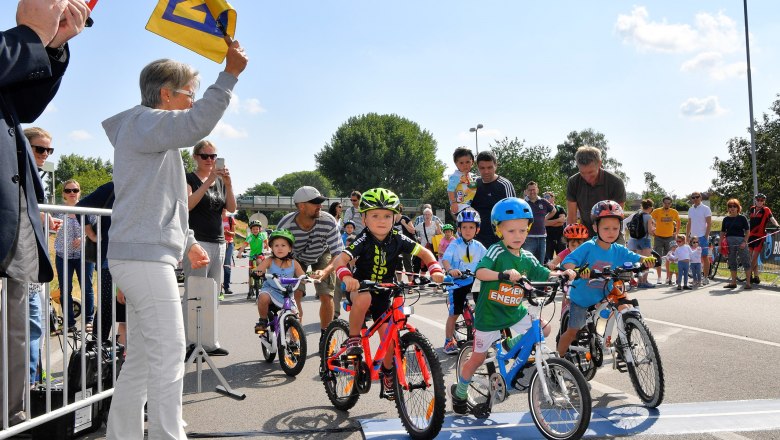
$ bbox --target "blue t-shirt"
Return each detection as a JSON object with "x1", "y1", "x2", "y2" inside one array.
[
  {"x1": 562, "y1": 238, "x2": 642, "y2": 307},
  {"x1": 441, "y1": 236, "x2": 487, "y2": 288}
]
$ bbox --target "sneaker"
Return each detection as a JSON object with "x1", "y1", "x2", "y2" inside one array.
[
  {"x1": 638, "y1": 282, "x2": 656, "y2": 289},
  {"x1": 218, "y1": 292, "x2": 225, "y2": 301},
  {"x1": 443, "y1": 338, "x2": 459, "y2": 355},
  {"x1": 224, "y1": 288, "x2": 234, "y2": 295},
  {"x1": 345, "y1": 336, "x2": 363, "y2": 357},
  {"x1": 751, "y1": 276, "x2": 760, "y2": 285},
  {"x1": 254, "y1": 318, "x2": 268, "y2": 334},
  {"x1": 703, "y1": 278, "x2": 709, "y2": 285},
  {"x1": 677, "y1": 285, "x2": 682, "y2": 291},
  {"x1": 208, "y1": 347, "x2": 229, "y2": 356},
  {"x1": 381, "y1": 367, "x2": 395, "y2": 401},
  {"x1": 656, "y1": 280, "x2": 663, "y2": 285},
  {"x1": 666, "y1": 279, "x2": 673, "y2": 285},
  {"x1": 683, "y1": 285, "x2": 692, "y2": 290},
  {"x1": 451, "y1": 384, "x2": 469, "y2": 414}
]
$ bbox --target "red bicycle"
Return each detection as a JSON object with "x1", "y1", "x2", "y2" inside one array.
[{"x1": 320, "y1": 280, "x2": 446, "y2": 440}]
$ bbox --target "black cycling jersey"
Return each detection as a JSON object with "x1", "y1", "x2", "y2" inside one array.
[{"x1": 344, "y1": 228, "x2": 422, "y2": 283}]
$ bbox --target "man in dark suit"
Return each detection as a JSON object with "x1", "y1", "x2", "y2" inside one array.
[{"x1": 0, "y1": 0, "x2": 89, "y2": 425}]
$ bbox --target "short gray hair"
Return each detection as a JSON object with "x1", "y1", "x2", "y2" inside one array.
[
  {"x1": 139, "y1": 59, "x2": 200, "y2": 108},
  {"x1": 574, "y1": 146, "x2": 602, "y2": 166}
]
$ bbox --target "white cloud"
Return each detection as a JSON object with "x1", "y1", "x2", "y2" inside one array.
[
  {"x1": 211, "y1": 121, "x2": 248, "y2": 139},
  {"x1": 680, "y1": 51, "x2": 747, "y2": 80},
  {"x1": 680, "y1": 96, "x2": 725, "y2": 118},
  {"x1": 227, "y1": 94, "x2": 266, "y2": 115},
  {"x1": 615, "y1": 6, "x2": 740, "y2": 54},
  {"x1": 68, "y1": 130, "x2": 92, "y2": 141}
]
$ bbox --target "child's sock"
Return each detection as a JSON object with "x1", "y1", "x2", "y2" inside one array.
[
  {"x1": 455, "y1": 375, "x2": 471, "y2": 399},
  {"x1": 505, "y1": 334, "x2": 523, "y2": 350}
]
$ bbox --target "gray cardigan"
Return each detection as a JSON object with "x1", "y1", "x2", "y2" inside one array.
[{"x1": 103, "y1": 72, "x2": 238, "y2": 267}]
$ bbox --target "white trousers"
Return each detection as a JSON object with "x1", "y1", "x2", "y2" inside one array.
[{"x1": 107, "y1": 260, "x2": 187, "y2": 440}]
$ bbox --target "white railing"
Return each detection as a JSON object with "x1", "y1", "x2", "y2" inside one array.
[{"x1": 1, "y1": 204, "x2": 119, "y2": 438}]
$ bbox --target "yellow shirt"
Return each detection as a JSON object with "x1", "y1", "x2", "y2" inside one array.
[{"x1": 651, "y1": 208, "x2": 680, "y2": 238}]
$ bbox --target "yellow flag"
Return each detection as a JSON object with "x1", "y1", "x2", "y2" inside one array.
[{"x1": 146, "y1": 0, "x2": 236, "y2": 63}]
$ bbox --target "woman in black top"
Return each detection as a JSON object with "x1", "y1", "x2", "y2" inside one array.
[
  {"x1": 721, "y1": 198, "x2": 751, "y2": 289},
  {"x1": 184, "y1": 140, "x2": 236, "y2": 355}
]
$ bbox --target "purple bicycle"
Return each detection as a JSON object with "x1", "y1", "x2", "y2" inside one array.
[{"x1": 258, "y1": 274, "x2": 309, "y2": 376}]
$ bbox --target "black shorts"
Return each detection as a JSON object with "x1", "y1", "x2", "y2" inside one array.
[
  {"x1": 748, "y1": 235, "x2": 763, "y2": 250},
  {"x1": 347, "y1": 290, "x2": 392, "y2": 322},
  {"x1": 448, "y1": 283, "x2": 476, "y2": 316}
]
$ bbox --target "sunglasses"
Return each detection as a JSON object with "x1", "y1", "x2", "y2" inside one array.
[
  {"x1": 32, "y1": 145, "x2": 54, "y2": 155},
  {"x1": 197, "y1": 154, "x2": 217, "y2": 160},
  {"x1": 351, "y1": 199, "x2": 359, "y2": 202},
  {"x1": 63, "y1": 188, "x2": 80, "y2": 194},
  {"x1": 691, "y1": 195, "x2": 701, "y2": 199},
  {"x1": 728, "y1": 205, "x2": 738, "y2": 208}
]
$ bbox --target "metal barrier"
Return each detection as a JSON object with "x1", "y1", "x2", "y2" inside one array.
[
  {"x1": 709, "y1": 227, "x2": 780, "y2": 286},
  {"x1": 1, "y1": 204, "x2": 118, "y2": 438}
]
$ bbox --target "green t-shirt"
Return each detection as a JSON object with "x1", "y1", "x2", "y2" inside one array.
[
  {"x1": 475, "y1": 242, "x2": 551, "y2": 331},
  {"x1": 246, "y1": 232, "x2": 268, "y2": 257}
]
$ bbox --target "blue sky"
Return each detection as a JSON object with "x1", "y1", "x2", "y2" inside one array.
[{"x1": 5, "y1": 1, "x2": 780, "y2": 199}]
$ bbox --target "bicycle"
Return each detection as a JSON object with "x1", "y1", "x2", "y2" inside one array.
[
  {"x1": 320, "y1": 279, "x2": 447, "y2": 440},
  {"x1": 708, "y1": 234, "x2": 747, "y2": 282},
  {"x1": 247, "y1": 254, "x2": 265, "y2": 300},
  {"x1": 557, "y1": 262, "x2": 665, "y2": 407},
  {"x1": 257, "y1": 273, "x2": 308, "y2": 377},
  {"x1": 443, "y1": 269, "x2": 477, "y2": 346},
  {"x1": 455, "y1": 276, "x2": 592, "y2": 440}
]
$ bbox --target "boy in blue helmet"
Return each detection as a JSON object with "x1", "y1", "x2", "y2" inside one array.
[
  {"x1": 451, "y1": 198, "x2": 575, "y2": 414},
  {"x1": 441, "y1": 209, "x2": 487, "y2": 354},
  {"x1": 556, "y1": 200, "x2": 656, "y2": 357}
]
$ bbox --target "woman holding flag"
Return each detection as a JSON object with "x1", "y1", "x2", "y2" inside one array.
[{"x1": 102, "y1": 35, "x2": 248, "y2": 440}]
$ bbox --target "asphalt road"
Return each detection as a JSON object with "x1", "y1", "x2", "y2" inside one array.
[{"x1": 79, "y1": 256, "x2": 780, "y2": 439}]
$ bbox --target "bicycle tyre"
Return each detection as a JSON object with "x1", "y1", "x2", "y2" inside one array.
[
  {"x1": 559, "y1": 311, "x2": 598, "y2": 381},
  {"x1": 623, "y1": 316, "x2": 665, "y2": 407},
  {"x1": 321, "y1": 319, "x2": 359, "y2": 411},
  {"x1": 528, "y1": 357, "x2": 592, "y2": 440},
  {"x1": 455, "y1": 341, "x2": 497, "y2": 409},
  {"x1": 394, "y1": 331, "x2": 446, "y2": 440},
  {"x1": 260, "y1": 331, "x2": 275, "y2": 363},
  {"x1": 279, "y1": 317, "x2": 307, "y2": 377}
]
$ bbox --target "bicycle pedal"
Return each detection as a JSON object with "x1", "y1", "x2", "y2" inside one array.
[{"x1": 613, "y1": 356, "x2": 627, "y2": 372}]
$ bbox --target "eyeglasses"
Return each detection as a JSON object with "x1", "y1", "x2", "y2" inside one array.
[
  {"x1": 543, "y1": 195, "x2": 551, "y2": 199},
  {"x1": 351, "y1": 199, "x2": 358, "y2": 202},
  {"x1": 676, "y1": 240, "x2": 684, "y2": 243},
  {"x1": 63, "y1": 188, "x2": 80, "y2": 194},
  {"x1": 32, "y1": 145, "x2": 54, "y2": 155},
  {"x1": 691, "y1": 195, "x2": 701, "y2": 199},
  {"x1": 174, "y1": 89, "x2": 195, "y2": 101},
  {"x1": 727, "y1": 205, "x2": 738, "y2": 208},
  {"x1": 197, "y1": 154, "x2": 218, "y2": 160}
]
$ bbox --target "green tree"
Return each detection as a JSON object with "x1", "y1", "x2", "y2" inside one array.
[
  {"x1": 420, "y1": 178, "x2": 451, "y2": 223},
  {"x1": 554, "y1": 128, "x2": 627, "y2": 182},
  {"x1": 273, "y1": 171, "x2": 333, "y2": 197},
  {"x1": 711, "y1": 97, "x2": 780, "y2": 211},
  {"x1": 55, "y1": 153, "x2": 112, "y2": 185},
  {"x1": 316, "y1": 113, "x2": 446, "y2": 198},
  {"x1": 181, "y1": 150, "x2": 196, "y2": 173},
  {"x1": 242, "y1": 182, "x2": 279, "y2": 197},
  {"x1": 489, "y1": 137, "x2": 567, "y2": 199},
  {"x1": 642, "y1": 172, "x2": 669, "y2": 206}
]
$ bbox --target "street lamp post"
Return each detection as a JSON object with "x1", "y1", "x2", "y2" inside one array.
[
  {"x1": 469, "y1": 123, "x2": 484, "y2": 154},
  {"x1": 743, "y1": 0, "x2": 759, "y2": 198}
]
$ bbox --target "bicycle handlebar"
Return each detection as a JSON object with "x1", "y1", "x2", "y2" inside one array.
[
  {"x1": 512, "y1": 276, "x2": 564, "y2": 307},
  {"x1": 265, "y1": 273, "x2": 311, "y2": 291}
]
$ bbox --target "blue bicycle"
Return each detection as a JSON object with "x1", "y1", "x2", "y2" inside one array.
[{"x1": 455, "y1": 276, "x2": 591, "y2": 440}]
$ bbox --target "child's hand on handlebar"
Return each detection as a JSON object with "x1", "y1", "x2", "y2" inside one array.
[
  {"x1": 448, "y1": 268, "x2": 462, "y2": 278},
  {"x1": 505, "y1": 269, "x2": 522, "y2": 283},
  {"x1": 343, "y1": 276, "x2": 360, "y2": 292},
  {"x1": 578, "y1": 267, "x2": 591, "y2": 279},
  {"x1": 431, "y1": 272, "x2": 445, "y2": 284},
  {"x1": 640, "y1": 256, "x2": 657, "y2": 268},
  {"x1": 562, "y1": 269, "x2": 577, "y2": 281}
]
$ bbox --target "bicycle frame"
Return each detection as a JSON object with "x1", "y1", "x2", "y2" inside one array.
[
  {"x1": 326, "y1": 288, "x2": 430, "y2": 391},
  {"x1": 259, "y1": 276, "x2": 303, "y2": 353}
]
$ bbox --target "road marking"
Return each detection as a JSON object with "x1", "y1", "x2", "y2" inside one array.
[
  {"x1": 712, "y1": 432, "x2": 754, "y2": 440},
  {"x1": 645, "y1": 318, "x2": 780, "y2": 348}
]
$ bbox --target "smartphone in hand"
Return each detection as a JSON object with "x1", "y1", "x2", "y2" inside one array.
[{"x1": 216, "y1": 158, "x2": 225, "y2": 170}]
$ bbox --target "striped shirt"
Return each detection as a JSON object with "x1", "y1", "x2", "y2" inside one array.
[{"x1": 276, "y1": 211, "x2": 344, "y2": 266}]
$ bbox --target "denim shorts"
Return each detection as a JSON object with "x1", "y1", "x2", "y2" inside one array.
[
  {"x1": 567, "y1": 302, "x2": 590, "y2": 330},
  {"x1": 628, "y1": 237, "x2": 652, "y2": 251},
  {"x1": 698, "y1": 235, "x2": 710, "y2": 257}
]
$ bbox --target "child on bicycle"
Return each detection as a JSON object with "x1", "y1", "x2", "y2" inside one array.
[
  {"x1": 341, "y1": 220, "x2": 356, "y2": 246},
  {"x1": 438, "y1": 224, "x2": 456, "y2": 262},
  {"x1": 546, "y1": 223, "x2": 590, "y2": 270},
  {"x1": 556, "y1": 200, "x2": 656, "y2": 357},
  {"x1": 251, "y1": 229, "x2": 305, "y2": 334},
  {"x1": 441, "y1": 209, "x2": 487, "y2": 355},
  {"x1": 237, "y1": 220, "x2": 269, "y2": 276},
  {"x1": 452, "y1": 198, "x2": 575, "y2": 414},
  {"x1": 448, "y1": 146, "x2": 477, "y2": 216},
  {"x1": 322, "y1": 188, "x2": 444, "y2": 400}
]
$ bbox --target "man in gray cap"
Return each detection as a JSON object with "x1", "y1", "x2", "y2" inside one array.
[{"x1": 276, "y1": 186, "x2": 344, "y2": 341}]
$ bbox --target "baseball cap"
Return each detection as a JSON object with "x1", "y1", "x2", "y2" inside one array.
[{"x1": 293, "y1": 186, "x2": 326, "y2": 204}]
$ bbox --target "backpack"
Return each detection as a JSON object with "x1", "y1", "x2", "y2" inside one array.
[{"x1": 628, "y1": 212, "x2": 646, "y2": 239}]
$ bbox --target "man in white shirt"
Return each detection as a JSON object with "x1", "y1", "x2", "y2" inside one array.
[{"x1": 685, "y1": 191, "x2": 712, "y2": 285}]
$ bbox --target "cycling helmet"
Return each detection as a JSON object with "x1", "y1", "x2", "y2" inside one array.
[
  {"x1": 755, "y1": 193, "x2": 767, "y2": 200},
  {"x1": 359, "y1": 188, "x2": 400, "y2": 213},
  {"x1": 268, "y1": 228, "x2": 295, "y2": 247},
  {"x1": 491, "y1": 197, "x2": 533, "y2": 230},
  {"x1": 248, "y1": 220, "x2": 263, "y2": 229},
  {"x1": 563, "y1": 223, "x2": 590, "y2": 240},
  {"x1": 590, "y1": 200, "x2": 624, "y2": 224},
  {"x1": 343, "y1": 220, "x2": 356, "y2": 228},
  {"x1": 456, "y1": 208, "x2": 481, "y2": 227},
  {"x1": 442, "y1": 224, "x2": 455, "y2": 232}
]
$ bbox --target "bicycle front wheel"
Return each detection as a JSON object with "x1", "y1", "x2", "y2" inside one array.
[
  {"x1": 394, "y1": 331, "x2": 446, "y2": 440},
  {"x1": 321, "y1": 319, "x2": 359, "y2": 411},
  {"x1": 623, "y1": 316, "x2": 665, "y2": 407},
  {"x1": 279, "y1": 317, "x2": 306, "y2": 377},
  {"x1": 528, "y1": 357, "x2": 591, "y2": 440}
]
